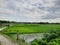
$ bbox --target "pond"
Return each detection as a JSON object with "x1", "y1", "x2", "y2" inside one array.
[{"x1": 13, "y1": 33, "x2": 44, "y2": 43}]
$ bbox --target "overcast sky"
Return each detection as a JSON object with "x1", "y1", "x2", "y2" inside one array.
[{"x1": 0, "y1": 0, "x2": 60, "y2": 22}]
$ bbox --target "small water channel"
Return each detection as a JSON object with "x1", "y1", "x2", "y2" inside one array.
[{"x1": 13, "y1": 33, "x2": 44, "y2": 43}]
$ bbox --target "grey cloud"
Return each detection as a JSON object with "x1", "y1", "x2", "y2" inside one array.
[
  {"x1": 41, "y1": 14, "x2": 60, "y2": 19},
  {"x1": 0, "y1": 0, "x2": 60, "y2": 22},
  {"x1": 54, "y1": 0, "x2": 60, "y2": 5}
]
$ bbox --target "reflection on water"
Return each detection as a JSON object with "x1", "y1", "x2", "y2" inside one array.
[
  {"x1": 19, "y1": 33, "x2": 44, "y2": 43},
  {"x1": 13, "y1": 33, "x2": 44, "y2": 43}
]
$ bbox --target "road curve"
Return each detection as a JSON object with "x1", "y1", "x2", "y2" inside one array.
[
  {"x1": 0, "y1": 27, "x2": 18, "y2": 45},
  {"x1": 0, "y1": 34, "x2": 18, "y2": 45}
]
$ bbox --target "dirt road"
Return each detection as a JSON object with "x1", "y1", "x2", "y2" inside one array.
[
  {"x1": 0, "y1": 34, "x2": 18, "y2": 45},
  {"x1": 0, "y1": 27, "x2": 18, "y2": 45}
]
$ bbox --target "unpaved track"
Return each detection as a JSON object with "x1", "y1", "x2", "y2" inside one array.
[
  {"x1": 0, "y1": 35, "x2": 17, "y2": 45},
  {"x1": 0, "y1": 27, "x2": 18, "y2": 45}
]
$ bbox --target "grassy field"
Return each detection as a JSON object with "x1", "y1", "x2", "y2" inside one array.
[{"x1": 2, "y1": 23, "x2": 60, "y2": 34}]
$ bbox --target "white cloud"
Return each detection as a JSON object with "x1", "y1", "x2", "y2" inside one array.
[
  {"x1": 0, "y1": 0, "x2": 60, "y2": 22},
  {"x1": 0, "y1": 8, "x2": 17, "y2": 15}
]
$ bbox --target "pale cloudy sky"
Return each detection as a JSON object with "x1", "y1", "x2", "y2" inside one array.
[{"x1": 0, "y1": 0, "x2": 60, "y2": 22}]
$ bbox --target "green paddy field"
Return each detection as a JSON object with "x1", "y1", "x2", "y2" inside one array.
[{"x1": 2, "y1": 24, "x2": 60, "y2": 34}]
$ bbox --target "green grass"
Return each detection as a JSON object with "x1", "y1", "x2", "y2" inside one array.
[
  {"x1": 2, "y1": 24, "x2": 60, "y2": 34},
  {"x1": 0, "y1": 25, "x2": 4, "y2": 28}
]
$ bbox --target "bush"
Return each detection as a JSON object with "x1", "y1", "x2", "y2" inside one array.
[{"x1": 31, "y1": 30, "x2": 60, "y2": 45}]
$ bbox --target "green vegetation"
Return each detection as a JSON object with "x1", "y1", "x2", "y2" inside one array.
[
  {"x1": 0, "y1": 20, "x2": 60, "y2": 45},
  {"x1": 31, "y1": 31, "x2": 60, "y2": 45},
  {"x1": 2, "y1": 23, "x2": 60, "y2": 34},
  {"x1": 1, "y1": 33, "x2": 29, "y2": 45},
  {"x1": 0, "y1": 22, "x2": 60, "y2": 45},
  {"x1": 0, "y1": 41, "x2": 1, "y2": 45}
]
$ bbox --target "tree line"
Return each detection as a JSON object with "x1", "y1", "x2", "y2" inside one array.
[{"x1": 0, "y1": 20, "x2": 60, "y2": 24}]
